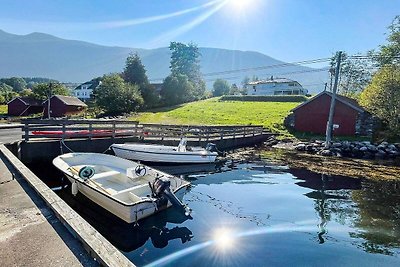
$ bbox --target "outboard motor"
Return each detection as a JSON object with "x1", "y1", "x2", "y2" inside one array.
[
  {"x1": 205, "y1": 143, "x2": 226, "y2": 157},
  {"x1": 150, "y1": 178, "x2": 191, "y2": 216}
]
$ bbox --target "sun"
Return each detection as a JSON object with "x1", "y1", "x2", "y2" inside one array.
[
  {"x1": 222, "y1": 0, "x2": 262, "y2": 17},
  {"x1": 213, "y1": 228, "x2": 235, "y2": 250},
  {"x1": 227, "y1": 0, "x2": 254, "y2": 9}
]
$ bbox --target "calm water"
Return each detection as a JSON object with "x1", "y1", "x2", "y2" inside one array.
[{"x1": 30, "y1": 154, "x2": 400, "y2": 267}]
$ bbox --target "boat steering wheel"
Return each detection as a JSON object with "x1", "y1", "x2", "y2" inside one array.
[{"x1": 134, "y1": 165, "x2": 147, "y2": 176}]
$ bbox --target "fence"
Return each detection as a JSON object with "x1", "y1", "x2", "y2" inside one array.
[{"x1": 21, "y1": 119, "x2": 265, "y2": 142}]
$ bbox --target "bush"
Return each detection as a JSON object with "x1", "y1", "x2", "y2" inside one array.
[{"x1": 219, "y1": 95, "x2": 308, "y2": 102}]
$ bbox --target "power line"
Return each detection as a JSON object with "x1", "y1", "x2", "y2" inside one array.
[{"x1": 149, "y1": 57, "x2": 332, "y2": 82}]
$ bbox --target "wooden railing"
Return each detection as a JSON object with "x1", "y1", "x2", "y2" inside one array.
[{"x1": 21, "y1": 119, "x2": 265, "y2": 142}]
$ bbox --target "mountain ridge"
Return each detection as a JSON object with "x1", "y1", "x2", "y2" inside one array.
[{"x1": 0, "y1": 29, "x2": 328, "y2": 93}]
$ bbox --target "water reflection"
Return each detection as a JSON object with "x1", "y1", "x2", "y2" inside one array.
[
  {"x1": 351, "y1": 180, "x2": 400, "y2": 255},
  {"x1": 26, "y1": 157, "x2": 400, "y2": 266},
  {"x1": 288, "y1": 167, "x2": 400, "y2": 253}
]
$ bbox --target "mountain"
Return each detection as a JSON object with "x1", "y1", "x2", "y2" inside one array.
[{"x1": 0, "y1": 30, "x2": 328, "y2": 93}]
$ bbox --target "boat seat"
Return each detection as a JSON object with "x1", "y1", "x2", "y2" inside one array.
[
  {"x1": 91, "y1": 170, "x2": 120, "y2": 180},
  {"x1": 128, "y1": 192, "x2": 142, "y2": 203}
]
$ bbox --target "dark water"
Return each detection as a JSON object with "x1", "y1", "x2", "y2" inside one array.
[{"x1": 28, "y1": 155, "x2": 400, "y2": 267}]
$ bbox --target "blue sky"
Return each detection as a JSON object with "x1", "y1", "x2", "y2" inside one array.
[{"x1": 0, "y1": 0, "x2": 399, "y2": 63}]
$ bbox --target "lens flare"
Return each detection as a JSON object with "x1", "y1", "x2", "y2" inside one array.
[{"x1": 213, "y1": 228, "x2": 235, "y2": 250}]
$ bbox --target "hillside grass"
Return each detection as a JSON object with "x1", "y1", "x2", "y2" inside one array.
[{"x1": 129, "y1": 98, "x2": 300, "y2": 135}]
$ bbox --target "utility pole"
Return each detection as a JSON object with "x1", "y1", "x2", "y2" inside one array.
[
  {"x1": 325, "y1": 51, "x2": 342, "y2": 149},
  {"x1": 47, "y1": 83, "x2": 52, "y2": 119}
]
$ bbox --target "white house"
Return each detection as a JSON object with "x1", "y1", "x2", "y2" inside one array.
[
  {"x1": 74, "y1": 79, "x2": 101, "y2": 101},
  {"x1": 247, "y1": 77, "x2": 308, "y2": 96}
]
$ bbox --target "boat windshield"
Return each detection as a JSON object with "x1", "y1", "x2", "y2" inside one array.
[{"x1": 177, "y1": 138, "x2": 187, "y2": 152}]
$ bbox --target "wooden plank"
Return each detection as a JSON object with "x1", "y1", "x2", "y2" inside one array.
[{"x1": 0, "y1": 144, "x2": 135, "y2": 267}]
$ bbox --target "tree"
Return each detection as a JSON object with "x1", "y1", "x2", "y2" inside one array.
[
  {"x1": 94, "y1": 74, "x2": 143, "y2": 115},
  {"x1": 19, "y1": 89, "x2": 34, "y2": 97},
  {"x1": 229, "y1": 83, "x2": 240, "y2": 95},
  {"x1": 330, "y1": 52, "x2": 372, "y2": 97},
  {"x1": 0, "y1": 77, "x2": 27, "y2": 92},
  {"x1": 32, "y1": 83, "x2": 70, "y2": 101},
  {"x1": 0, "y1": 82, "x2": 18, "y2": 103},
  {"x1": 169, "y1": 42, "x2": 205, "y2": 100},
  {"x1": 123, "y1": 53, "x2": 149, "y2": 86},
  {"x1": 241, "y1": 76, "x2": 250, "y2": 89},
  {"x1": 372, "y1": 15, "x2": 400, "y2": 67},
  {"x1": 212, "y1": 79, "x2": 230, "y2": 96},
  {"x1": 122, "y1": 53, "x2": 159, "y2": 108},
  {"x1": 160, "y1": 74, "x2": 194, "y2": 106},
  {"x1": 359, "y1": 66, "x2": 400, "y2": 137}
]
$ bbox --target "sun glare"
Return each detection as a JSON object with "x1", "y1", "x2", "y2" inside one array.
[
  {"x1": 225, "y1": 0, "x2": 259, "y2": 12},
  {"x1": 213, "y1": 228, "x2": 235, "y2": 250}
]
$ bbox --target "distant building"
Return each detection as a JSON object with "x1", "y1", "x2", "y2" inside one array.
[
  {"x1": 7, "y1": 97, "x2": 43, "y2": 116},
  {"x1": 43, "y1": 95, "x2": 87, "y2": 117},
  {"x1": 285, "y1": 91, "x2": 378, "y2": 136},
  {"x1": 74, "y1": 79, "x2": 101, "y2": 101},
  {"x1": 247, "y1": 77, "x2": 308, "y2": 96}
]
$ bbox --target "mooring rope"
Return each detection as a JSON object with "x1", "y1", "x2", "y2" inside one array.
[{"x1": 59, "y1": 139, "x2": 112, "y2": 154}]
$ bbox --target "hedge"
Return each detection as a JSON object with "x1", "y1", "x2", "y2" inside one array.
[{"x1": 219, "y1": 95, "x2": 308, "y2": 102}]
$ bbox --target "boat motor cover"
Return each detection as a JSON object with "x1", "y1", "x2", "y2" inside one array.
[
  {"x1": 152, "y1": 178, "x2": 171, "y2": 197},
  {"x1": 152, "y1": 178, "x2": 186, "y2": 211}
]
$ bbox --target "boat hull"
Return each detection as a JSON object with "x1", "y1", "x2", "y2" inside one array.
[
  {"x1": 111, "y1": 144, "x2": 217, "y2": 164},
  {"x1": 65, "y1": 174, "x2": 188, "y2": 223}
]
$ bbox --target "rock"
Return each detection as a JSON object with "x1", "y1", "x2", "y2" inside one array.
[
  {"x1": 359, "y1": 146, "x2": 368, "y2": 152},
  {"x1": 295, "y1": 144, "x2": 306, "y2": 151},
  {"x1": 375, "y1": 150, "x2": 387, "y2": 159},
  {"x1": 320, "y1": 149, "x2": 333, "y2": 156},
  {"x1": 363, "y1": 152, "x2": 374, "y2": 159},
  {"x1": 377, "y1": 144, "x2": 386, "y2": 150},
  {"x1": 330, "y1": 148, "x2": 342, "y2": 153},
  {"x1": 332, "y1": 142, "x2": 342, "y2": 148},
  {"x1": 342, "y1": 141, "x2": 350, "y2": 148},
  {"x1": 367, "y1": 145, "x2": 378, "y2": 152},
  {"x1": 306, "y1": 145, "x2": 314, "y2": 152},
  {"x1": 388, "y1": 144, "x2": 397, "y2": 150},
  {"x1": 381, "y1": 142, "x2": 389, "y2": 146},
  {"x1": 362, "y1": 141, "x2": 371, "y2": 146}
]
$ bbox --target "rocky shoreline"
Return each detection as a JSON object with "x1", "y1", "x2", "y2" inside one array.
[{"x1": 265, "y1": 136, "x2": 400, "y2": 160}]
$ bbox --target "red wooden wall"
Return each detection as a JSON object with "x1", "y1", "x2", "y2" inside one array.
[{"x1": 293, "y1": 94, "x2": 359, "y2": 136}]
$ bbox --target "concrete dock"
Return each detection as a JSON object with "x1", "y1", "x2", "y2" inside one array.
[{"x1": 0, "y1": 151, "x2": 98, "y2": 266}]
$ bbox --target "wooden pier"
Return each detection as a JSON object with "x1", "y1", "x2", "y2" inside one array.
[
  {"x1": 21, "y1": 118, "x2": 266, "y2": 142},
  {"x1": 16, "y1": 119, "x2": 271, "y2": 163}
]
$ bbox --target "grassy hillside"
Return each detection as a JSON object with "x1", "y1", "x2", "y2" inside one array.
[{"x1": 129, "y1": 98, "x2": 300, "y2": 134}]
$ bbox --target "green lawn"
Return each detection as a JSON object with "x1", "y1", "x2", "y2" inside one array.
[{"x1": 129, "y1": 98, "x2": 300, "y2": 135}]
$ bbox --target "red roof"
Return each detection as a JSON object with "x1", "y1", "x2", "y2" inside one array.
[{"x1": 291, "y1": 91, "x2": 366, "y2": 113}]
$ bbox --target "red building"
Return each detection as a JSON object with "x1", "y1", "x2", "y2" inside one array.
[
  {"x1": 7, "y1": 97, "x2": 43, "y2": 116},
  {"x1": 43, "y1": 95, "x2": 87, "y2": 117},
  {"x1": 286, "y1": 91, "x2": 377, "y2": 136}
]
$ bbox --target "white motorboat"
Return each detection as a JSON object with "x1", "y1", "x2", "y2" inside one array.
[
  {"x1": 53, "y1": 153, "x2": 191, "y2": 223},
  {"x1": 111, "y1": 139, "x2": 219, "y2": 164}
]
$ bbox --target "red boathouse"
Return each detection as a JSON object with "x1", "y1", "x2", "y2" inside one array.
[
  {"x1": 43, "y1": 95, "x2": 87, "y2": 117},
  {"x1": 285, "y1": 91, "x2": 377, "y2": 136},
  {"x1": 7, "y1": 97, "x2": 43, "y2": 116}
]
